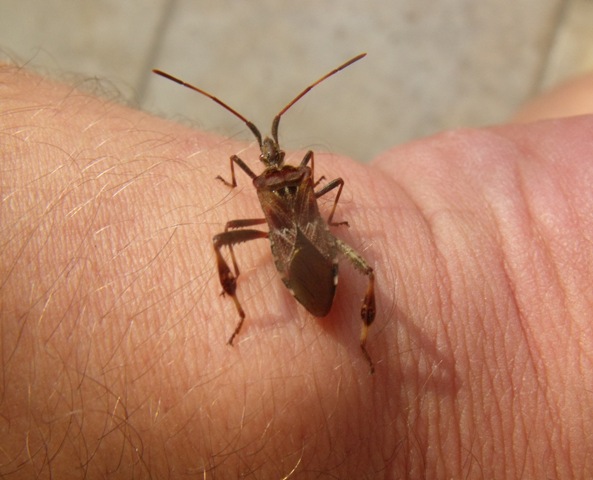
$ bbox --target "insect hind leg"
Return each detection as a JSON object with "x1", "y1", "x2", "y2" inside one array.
[{"x1": 336, "y1": 239, "x2": 376, "y2": 373}]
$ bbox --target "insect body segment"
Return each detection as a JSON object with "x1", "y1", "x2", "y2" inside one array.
[
  {"x1": 256, "y1": 163, "x2": 338, "y2": 317},
  {"x1": 154, "y1": 53, "x2": 376, "y2": 373}
]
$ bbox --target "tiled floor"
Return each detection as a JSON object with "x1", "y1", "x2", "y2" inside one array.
[{"x1": 1, "y1": 0, "x2": 592, "y2": 162}]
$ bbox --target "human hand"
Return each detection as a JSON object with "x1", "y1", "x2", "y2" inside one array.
[{"x1": 2, "y1": 65, "x2": 592, "y2": 478}]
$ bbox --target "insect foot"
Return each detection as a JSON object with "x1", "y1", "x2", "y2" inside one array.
[
  {"x1": 154, "y1": 53, "x2": 377, "y2": 372},
  {"x1": 360, "y1": 271, "x2": 376, "y2": 374}
]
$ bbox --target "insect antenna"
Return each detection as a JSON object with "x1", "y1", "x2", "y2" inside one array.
[
  {"x1": 152, "y1": 68, "x2": 264, "y2": 147},
  {"x1": 271, "y1": 53, "x2": 367, "y2": 144}
]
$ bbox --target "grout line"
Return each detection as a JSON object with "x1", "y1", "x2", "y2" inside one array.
[{"x1": 135, "y1": 0, "x2": 179, "y2": 103}]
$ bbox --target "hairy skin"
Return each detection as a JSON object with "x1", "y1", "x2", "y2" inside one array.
[{"x1": 1, "y1": 65, "x2": 593, "y2": 478}]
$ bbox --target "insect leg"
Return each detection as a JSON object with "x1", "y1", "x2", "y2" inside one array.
[
  {"x1": 213, "y1": 227, "x2": 269, "y2": 344},
  {"x1": 315, "y1": 177, "x2": 349, "y2": 227},
  {"x1": 301, "y1": 145, "x2": 348, "y2": 226},
  {"x1": 300, "y1": 151, "x2": 327, "y2": 187},
  {"x1": 336, "y1": 239, "x2": 376, "y2": 374},
  {"x1": 223, "y1": 218, "x2": 267, "y2": 278},
  {"x1": 313, "y1": 175, "x2": 326, "y2": 188},
  {"x1": 300, "y1": 150, "x2": 314, "y2": 168},
  {"x1": 216, "y1": 155, "x2": 257, "y2": 187}
]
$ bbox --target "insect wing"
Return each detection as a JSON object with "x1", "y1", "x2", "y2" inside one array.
[{"x1": 285, "y1": 228, "x2": 337, "y2": 317}]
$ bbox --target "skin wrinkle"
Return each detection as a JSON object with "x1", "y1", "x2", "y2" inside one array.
[
  {"x1": 468, "y1": 230, "x2": 522, "y2": 475},
  {"x1": 484, "y1": 232, "x2": 534, "y2": 476},
  {"x1": 530, "y1": 155, "x2": 593, "y2": 404},
  {"x1": 396, "y1": 127, "x2": 574, "y2": 476},
  {"x1": 442, "y1": 215, "x2": 492, "y2": 472},
  {"x1": 394, "y1": 136, "x2": 504, "y2": 476},
  {"x1": 431, "y1": 222, "x2": 472, "y2": 475},
  {"x1": 526, "y1": 185, "x2": 580, "y2": 473},
  {"x1": 478, "y1": 153, "x2": 550, "y2": 475},
  {"x1": 521, "y1": 235, "x2": 574, "y2": 474},
  {"x1": 533, "y1": 189, "x2": 593, "y2": 474},
  {"x1": 390, "y1": 191, "x2": 462, "y2": 477},
  {"x1": 480, "y1": 134, "x2": 580, "y2": 476},
  {"x1": 406, "y1": 216, "x2": 453, "y2": 474}
]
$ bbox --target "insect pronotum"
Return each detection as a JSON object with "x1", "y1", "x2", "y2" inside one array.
[{"x1": 153, "y1": 53, "x2": 376, "y2": 373}]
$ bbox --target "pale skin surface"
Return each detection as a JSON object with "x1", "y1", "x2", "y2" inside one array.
[{"x1": 1, "y1": 64, "x2": 593, "y2": 478}]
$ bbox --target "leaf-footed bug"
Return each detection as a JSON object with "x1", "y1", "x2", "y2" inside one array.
[{"x1": 153, "y1": 53, "x2": 376, "y2": 373}]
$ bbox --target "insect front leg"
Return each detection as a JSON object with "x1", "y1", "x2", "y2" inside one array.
[
  {"x1": 213, "y1": 224, "x2": 269, "y2": 345},
  {"x1": 336, "y1": 239, "x2": 376, "y2": 374},
  {"x1": 216, "y1": 154, "x2": 257, "y2": 187}
]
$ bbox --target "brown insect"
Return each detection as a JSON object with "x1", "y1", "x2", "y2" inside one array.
[{"x1": 153, "y1": 53, "x2": 376, "y2": 372}]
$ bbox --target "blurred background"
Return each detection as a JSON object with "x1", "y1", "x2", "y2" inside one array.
[{"x1": 1, "y1": 0, "x2": 592, "y2": 162}]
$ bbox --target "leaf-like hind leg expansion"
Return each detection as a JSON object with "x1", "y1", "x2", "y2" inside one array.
[
  {"x1": 213, "y1": 226, "x2": 269, "y2": 344},
  {"x1": 336, "y1": 239, "x2": 376, "y2": 374}
]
